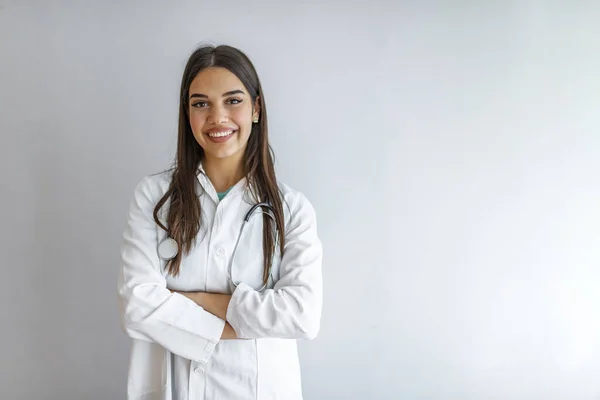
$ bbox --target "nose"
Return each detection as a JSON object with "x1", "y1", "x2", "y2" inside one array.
[{"x1": 207, "y1": 104, "x2": 229, "y2": 124}]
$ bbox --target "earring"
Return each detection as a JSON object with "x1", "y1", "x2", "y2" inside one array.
[{"x1": 253, "y1": 116, "x2": 259, "y2": 123}]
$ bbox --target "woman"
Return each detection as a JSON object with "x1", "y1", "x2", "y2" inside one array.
[{"x1": 117, "y1": 44, "x2": 323, "y2": 400}]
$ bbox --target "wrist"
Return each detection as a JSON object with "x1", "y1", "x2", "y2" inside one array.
[{"x1": 193, "y1": 292, "x2": 208, "y2": 309}]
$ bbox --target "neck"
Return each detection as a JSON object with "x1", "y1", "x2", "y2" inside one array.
[{"x1": 202, "y1": 155, "x2": 245, "y2": 193}]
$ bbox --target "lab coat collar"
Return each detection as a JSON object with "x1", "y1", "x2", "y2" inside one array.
[{"x1": 196, "y1": 161, "x2": 253, "y2": 203}]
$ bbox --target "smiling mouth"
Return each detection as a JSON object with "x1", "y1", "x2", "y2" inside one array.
[
  {"x1": 205, "y1": 129, "x2": 237, "y2": 143},
  {"x1": 207, "y1": 130, "x2": 236, "y2": 138}
]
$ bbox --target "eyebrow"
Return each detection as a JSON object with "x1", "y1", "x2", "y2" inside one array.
[{"x1": 189, "y1": 89, "x2": 245, "y2": 100}]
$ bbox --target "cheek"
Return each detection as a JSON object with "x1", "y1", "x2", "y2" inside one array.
[
  {"x1": 232, "y1": 110, "x2": 252, "y2": 132},
  {"x1": 189, "y1": 112, "x2": 205, "y2": 131},
  {"x1": 188, "y1": 118, "x2": 205, "y2": 148},
  {"x1": 189, "y1": 113, "x2": 207, "y2": 141}
]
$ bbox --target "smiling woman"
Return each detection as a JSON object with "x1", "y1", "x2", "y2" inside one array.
[
  {"x1": 117, "y1": 44, "x2": 323, "y2": 400},
  {"x1": 188, "y1": 69, "x2": 259, "y2": 162}
]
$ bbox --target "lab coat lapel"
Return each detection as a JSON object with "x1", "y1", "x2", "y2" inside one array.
[{"x1": 195, "y1": 163, "x2": 252, "y2": 203}]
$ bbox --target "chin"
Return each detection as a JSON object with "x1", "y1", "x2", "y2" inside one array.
[{"x1": 206, "y1": 147, "x2": 245, "y2": 160}]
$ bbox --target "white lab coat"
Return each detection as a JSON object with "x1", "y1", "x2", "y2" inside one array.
[{"x1": 117, "y1": 166, "x2": 323, "y2": 400}]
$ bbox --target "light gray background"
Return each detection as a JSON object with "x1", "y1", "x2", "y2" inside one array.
[{"x1": 1, "y1": 1, "x2": 599, "y2": 399}]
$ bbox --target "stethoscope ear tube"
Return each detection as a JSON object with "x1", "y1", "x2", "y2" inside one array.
[
  {"x1": 230, "y1": 203, "x2": 278, "y2": 292},
  {"x1": 244, "y1": 202, "x2": 275, "y2": 222}
]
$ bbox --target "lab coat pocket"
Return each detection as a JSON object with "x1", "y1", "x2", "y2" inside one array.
[
  {"x1": 127, "y1": 340, "x2": 168, "y2": 398},
  {"x1": 256, "y1": 339, "x2": 303, "y2": 399}
]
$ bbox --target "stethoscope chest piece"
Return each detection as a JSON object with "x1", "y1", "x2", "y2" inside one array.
[{"x1": 157, "y1": 237, "x2": 179, "y2": 261}]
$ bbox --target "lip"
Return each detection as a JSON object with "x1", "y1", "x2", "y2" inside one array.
[
  {"x1": 204, "y1": 126, "x2": 238, "y2": 134},
  {"x1": 205, "y1": 129, "x2": 237, "y2": 144}
]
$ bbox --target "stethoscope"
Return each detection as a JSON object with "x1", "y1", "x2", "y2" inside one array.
[{"x1": 157, "y1": 202, "x2": 278, "y2": 292}]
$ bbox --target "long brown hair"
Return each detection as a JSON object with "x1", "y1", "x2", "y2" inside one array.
[{"x1": 153, "y1": 44, "x2": 285, "y2": 279}]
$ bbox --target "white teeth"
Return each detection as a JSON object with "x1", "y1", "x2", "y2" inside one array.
[{"x1": 208, "y1": 130, "x2": 234, "y2": 137}]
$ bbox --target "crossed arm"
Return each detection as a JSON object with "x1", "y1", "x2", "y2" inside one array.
[
  {"x1": 173, "y1": 291, "x2": 238, "y2": 339},
  {"x1": 119, "y1": 177, "x2": 322, "y2": 365}
]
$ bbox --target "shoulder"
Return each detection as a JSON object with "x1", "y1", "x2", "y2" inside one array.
[
  {"x1": 278, "y1": 181, "x2": 319, "y2": 229},
  {"x1": 279, "y1": 181, "x2": 315, "y2": 212},
  {"x1": 130, "y1": 170, "x2": 173, "y2": 206}
]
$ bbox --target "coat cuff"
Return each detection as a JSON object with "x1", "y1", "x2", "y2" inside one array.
[
  {"x1": 164, "y1": 293, "x2": 225, "y2": 363},
  {"x1": 225, "y1": 282, "x2": 254, "y2": 339}
]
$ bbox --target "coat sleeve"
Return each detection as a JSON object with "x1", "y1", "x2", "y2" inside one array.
[
  {"x1": 225, "y1": 192, "x2": 323, "y2": 339},
  {"x1": 117, "y1": 176, "x2": 225, "y2": 364}
]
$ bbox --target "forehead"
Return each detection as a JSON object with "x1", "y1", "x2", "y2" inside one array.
[{"x1": 189, "y1": 67, "x2": 246, "y2": 96}]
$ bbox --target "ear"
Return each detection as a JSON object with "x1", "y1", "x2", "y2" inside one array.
[{"x1": 253, "y1": 96, "x2": 261, "y2": 120}]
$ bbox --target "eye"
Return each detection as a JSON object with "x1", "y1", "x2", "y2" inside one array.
[
  {"x1": 191, "y1": 101, "x2": 208, "y2": 108},
  {"x1": 227, "y1": 98, "x2": 243, "y2": 105}
]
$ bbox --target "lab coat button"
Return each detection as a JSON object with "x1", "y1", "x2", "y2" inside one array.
[
  {"x1": 216, "y1": 247, "x2": 225, "y2": 256},
  {"x1": 194, "y1": 367, "x2": 203, "y2": 374}
]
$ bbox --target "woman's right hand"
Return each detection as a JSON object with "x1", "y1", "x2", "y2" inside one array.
[{"x1": 221, "y1": 322, "x2": 239, "y2": 339}]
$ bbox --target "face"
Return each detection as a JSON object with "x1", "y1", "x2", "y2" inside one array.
[{"x1": 187, "y1": 67, "x2": 260, "y2": 161}]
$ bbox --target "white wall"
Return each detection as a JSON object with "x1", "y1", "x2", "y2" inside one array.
[{"x1": 2, "y1": 1, "x2": 599, "y2": 399}]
